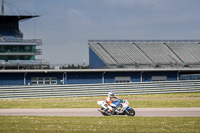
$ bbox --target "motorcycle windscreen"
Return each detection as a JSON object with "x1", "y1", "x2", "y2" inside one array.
[{"x1": 97, "y1": 101, "x2": 105, "y2": 106}]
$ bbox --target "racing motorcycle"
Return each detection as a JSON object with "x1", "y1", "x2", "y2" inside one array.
[{"x1": 97, "y1": 99, "x2": 135, "y2": 116}]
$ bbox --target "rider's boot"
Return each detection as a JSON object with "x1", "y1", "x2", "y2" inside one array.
[
  {"x1": 106, "y1": 109, "x2": 114, "y2": 116},
  {"x1": 98, "y1": 109, "x2": 111, "y2": 116},
  {"x1": 103, "y1": 108, "x2": 112, "y2": 116}
]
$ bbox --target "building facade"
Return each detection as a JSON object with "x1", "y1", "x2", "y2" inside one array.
[
  {"x1": 0, "y1": 69, "x2": 199, "y2": 85},
  {"x1": 0, "y1": 15, "x2": 48, "y2": 69},
  {"x1": 89, "y1": 40, "x2": 200, "y2": 69}
]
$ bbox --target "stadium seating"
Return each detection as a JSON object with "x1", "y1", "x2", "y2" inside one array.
[
  {"x1": 166, "y1": 43, "x2": 199, "y2": 64},
  {"x1": 89, "y1": 40, "x2": 200, "y2": 68},
  {"x1": 181, "y1": 43, "x2": 200, "y2": 61},
  {"x1": 151, "y1": 43, "x2": 183, "y2": 64},
  {"x1": 136, "y1": 42, "x2": 167, "y2": 64},
  {"x1": 100, "y1": 42, "x2": 133, "y2": 64},
  {"x1": 116, "y1": 42, "x2": 152, "y2": 64},
  {"x1": 89, "y1": 43, "x2": 117, "y2": 65}
]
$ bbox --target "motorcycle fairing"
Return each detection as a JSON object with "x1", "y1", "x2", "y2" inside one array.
[{"x1": 126, "y1": 107, "x2": 131, "y2": 111}]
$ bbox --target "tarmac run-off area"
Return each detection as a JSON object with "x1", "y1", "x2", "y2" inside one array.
[{"x1": 0, "y1": 108, "x2": 200, "y2": 117}]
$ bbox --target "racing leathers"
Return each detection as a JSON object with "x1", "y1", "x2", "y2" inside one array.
[{"x1": 106, "y1": 96, "x2": 119, "y2": 114}]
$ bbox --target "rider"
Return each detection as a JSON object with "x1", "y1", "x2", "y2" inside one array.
[{"x1": 105, "y1": 91, "x2": 120, "y2": 115}]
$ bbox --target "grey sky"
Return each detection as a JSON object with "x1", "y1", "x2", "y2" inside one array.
[{"x1": 2, "y1": 0, "x2": 200, "y2": 65}]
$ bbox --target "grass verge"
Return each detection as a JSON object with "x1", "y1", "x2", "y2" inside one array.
[
  {"x1": 0, "y1": 116, "x2": 199, "y2": 133},
  {"x1": 0, "y1": 92, "x2": 199, "y2": 109}
]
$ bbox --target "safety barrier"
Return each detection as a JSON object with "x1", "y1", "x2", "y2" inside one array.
[{"x1": 0, "y1": 80, "x2": 200, "y2": 99}]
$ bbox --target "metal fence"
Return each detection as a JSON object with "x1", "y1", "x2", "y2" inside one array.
[{"x1": 0, "y1": 80, "x2": 200, "y2": 99}]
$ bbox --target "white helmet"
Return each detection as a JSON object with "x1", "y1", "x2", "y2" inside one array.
[{"x1": 108, "y1": 91, "x2": 114, "y2": 97}]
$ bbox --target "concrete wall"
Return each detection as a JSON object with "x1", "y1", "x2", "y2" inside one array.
[
  {"x1": 89, "y1": 48, "x2": 107, "y2": 69},
  {"x1": 0, "y1": 73, "x2": 24, "y2": 85},
  {"x1": 104, "y1": 72, "x2": 141, "y2": 83},
  {"x1": 66, "y1": 72, "x2": 102, "y2": 84},
  {"x1": 142, "y1": 71, "x2": 178, "y2": 82}
]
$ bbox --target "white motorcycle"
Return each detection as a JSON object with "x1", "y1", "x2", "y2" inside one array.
[{"x1": 97, "y1": 99, "x2": 135, "y2": 116}]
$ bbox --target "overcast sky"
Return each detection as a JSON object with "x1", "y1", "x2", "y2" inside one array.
[{"x1": 2, "y1": 0, "x2": 200, "y2": 65}]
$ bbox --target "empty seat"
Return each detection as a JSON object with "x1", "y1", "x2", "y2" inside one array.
[
  {"x1": 166, "y1": 43, "x2": 199, "y2": 64},
  {"x1": 89, "y1": 41, "x2": 200, "y2": 68}
]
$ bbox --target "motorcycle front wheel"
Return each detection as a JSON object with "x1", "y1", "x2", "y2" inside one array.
[{"x1": 127, "y1": 108, "x2": 135, "y2": 116}]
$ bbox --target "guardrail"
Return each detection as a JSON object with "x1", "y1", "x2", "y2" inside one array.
[{"x1": 0, "y1": 80, "x2": 200, "y2": 99}]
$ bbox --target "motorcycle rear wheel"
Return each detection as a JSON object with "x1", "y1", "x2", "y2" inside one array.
[{"x1": 127, "y1": 108, "x2": 135, "y2": 116}]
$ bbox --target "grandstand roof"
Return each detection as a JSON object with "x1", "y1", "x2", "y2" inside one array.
[
  {"x1": 1, "y1": 68, "x2": 200, "y2": 73},
  {"x1": 89, "y1": 40, "x2": 200, "y2": 68},
  {"x1": 0, "y1": 15, "x2": 39, "y2": 21},
  {"x1": 89, "y1": 40, "x2": 200, "y2": 43}
]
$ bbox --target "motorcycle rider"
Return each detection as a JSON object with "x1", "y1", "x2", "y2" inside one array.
[{"x1": 105, "y1": 91, "x2": 120, "y2": 115}]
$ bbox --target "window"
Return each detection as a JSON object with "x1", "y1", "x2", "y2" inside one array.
[
  {"x1": 152, "y1": 76, "x2": 167, "y2": 81},
  {"x1": 31, "y1": 77, "x2": 57, "y2": 85},
  {"x1": 31, "y1": 77, "x2": 37, "y2": 84},
  {"x1": 180, "y1": 74, "x2": 200, "y2": 80},
  {"x1": 115, "y1": 76, "x2": 131, "y2": 83}
]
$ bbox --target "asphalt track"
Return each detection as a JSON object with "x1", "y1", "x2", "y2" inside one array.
[{"x1": 0, "y1": 108, "x2": 200, "y2": 117}]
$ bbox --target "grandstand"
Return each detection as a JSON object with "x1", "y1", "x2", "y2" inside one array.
[
  {"x1": 0, "y1": 0, "x2": 49, "y2": 69},
  {"x1": 89, "y1": 40, "x2": 200, "y2": 69}
]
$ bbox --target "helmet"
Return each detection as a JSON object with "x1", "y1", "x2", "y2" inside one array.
[{"x1": 108, "y1": 91, "x2": 114, "y2": 97}]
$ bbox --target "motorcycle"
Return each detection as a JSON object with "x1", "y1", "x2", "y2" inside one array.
[{"x1": 97, "y1": 99, "x2": 135, "y2": 116}]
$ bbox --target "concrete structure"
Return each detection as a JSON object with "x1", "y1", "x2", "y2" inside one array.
[
  {"x1": 0, "y1": 68, "x2": 200, "y2": 85},
  {"x1": 0, "y1": 1, "x2": 48, "y2": 69},
  {"x1": 89, "y1": 40, "x2": 200, "y2": 69}
]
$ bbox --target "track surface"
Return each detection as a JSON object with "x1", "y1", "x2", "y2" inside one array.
[{"x1": 0, "y1": 108, "x2": 200, "y2": 117}]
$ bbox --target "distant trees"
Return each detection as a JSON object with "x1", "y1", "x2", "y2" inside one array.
[{"x1": 61, "y1": 64, "x2": 90, "y2": 69}]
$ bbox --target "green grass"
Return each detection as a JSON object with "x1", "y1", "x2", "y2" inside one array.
[
  {"x1": 0, "y1": 93, "x2": 200, "y2": 133},
  {"x1": 130, "y1": 99, "x2": 200, "y2": 108},
  {"x1": 125, "y1": 92, "x2": 200, "y2": 98},
  {"x1": 0, "y1": 116, "x2": 199, "y2": 133},
  {"x1": 0, "y1": 92, "x2": 199, "y2": 109}
]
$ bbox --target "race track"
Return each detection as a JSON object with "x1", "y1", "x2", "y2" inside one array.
[{"x1": 0, "y1": 108, "x2": 200, "y2": 117}]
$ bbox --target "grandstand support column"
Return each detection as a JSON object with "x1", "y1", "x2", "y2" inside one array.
[
  {"x1": 65, "y1": 72, "x2": 68, "y2": 84},
  {"x1": 102, "y1": 72, "x2": 105, "y2": 84},
  {"x1": 177, "y1": 71, "x2": 180, "y2": 81},
  {"x1": 63, "y1": 72, "x2": 66, "y2": 85},
  {"x1": 140, "y1": 71, "x2": 143, "y2": 82},
  {"x1": 24, "y1": 73, "x2": 27, "y2": 85}
]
